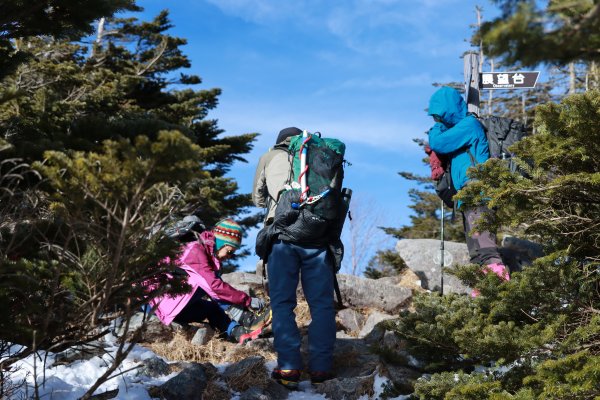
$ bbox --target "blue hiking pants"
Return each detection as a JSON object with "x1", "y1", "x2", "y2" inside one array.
[{"x1": 267, "y1": 240, "x2": 336, "y2": 372}]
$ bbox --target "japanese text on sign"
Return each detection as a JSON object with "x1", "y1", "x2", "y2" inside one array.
[{"x1": 480, "y1": 71, "x2": 540, "y2": 89}]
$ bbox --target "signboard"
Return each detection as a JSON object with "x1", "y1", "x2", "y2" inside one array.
[{"x1": 479, "y1": 71, "x2": 540, "y2": 90}]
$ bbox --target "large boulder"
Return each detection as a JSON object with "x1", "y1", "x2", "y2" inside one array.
[
  {"x1": 395, "y1": 239, "x2": 471, "y2": 294},
  {"x1": 336, "y1": 274, "x2": 412, "y2": 313}
]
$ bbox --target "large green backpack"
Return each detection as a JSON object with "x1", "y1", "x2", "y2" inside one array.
[{"x1": 288, "y1": 133, "x2": 345, "y2": 221}]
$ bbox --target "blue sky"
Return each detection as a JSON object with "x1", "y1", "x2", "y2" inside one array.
[{"x1": 132, "y1": 0, "x2": 501, "y2": 272}]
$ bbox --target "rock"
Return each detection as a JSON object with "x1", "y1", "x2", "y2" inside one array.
[
  {"x1": 149, "y1": 363, "x2": 207, "y2": 400},
  {"x1": 245, "y1": 337, "x2": 275, "y2": 352},
  {"x1": 382, "y1": 330, "x2": 404, "y2": 352},
  {"x1": 255, "y1": 259, "x2": 266, "y2": 278},
  {"x1": 500, "y1": 235, "x2": 544, "y2": 272},
  {"x1": 222, "y1": 356, "x2": 268, "y2": 392},
  {"x1": 239, "y1": 386, "x2": 269, "y2": 400},
  {"x1": 336, "y1": 331, "x2": 355, "y2": 339},
  {"x1": 137, "y1": 356, "x2": 170, "y2": 378},
  {"x1": 336, "y1": 308, "x2": 366, "y2": 333},
  {"x1": 380, "y1": 363, "x2": 421, "y2": 395},
  {"x1": 336, "y1": 274, "x2": 412, "y2": 313},
  {"x1": 200, "y1": 362, "x2": 219, "y2": 379},
  {"x1": 221, "y1": 272, "x2": 265, "y2": 287},
  {"x1": 190, "y1": 325, "x2": 215, "y2": 346},
  {"x1": 88, "y1": 389, "x2": 119, "y2": 399},
  {"x1": 333, "y1": 338, "x2": 380, "y2": 378},
  {"x1": 314, "y1": 374, "x2": 375, "y2": 400},
  {"x1": 202, "y1": 380, "x2": 231, "y2": 400},
  {"x1": 54, "y1": 340, "x2": 106, "y2": 365},
  {"x1": 395, "y1": 239, "x2": 471, "y2": 294},
  {"x1": 263, "y1": 380, "x2": 290, "y2": 400},
  {"x1": 114, "y1": 312, "x2": 176, "y2": 342},
  {"x1": 359, "y1": 311, "x2": 396, "y2": 340}
]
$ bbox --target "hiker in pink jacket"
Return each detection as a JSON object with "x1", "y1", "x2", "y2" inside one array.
[{"x1": 150, "y1": 218, "x2": 271, "y2": 343}]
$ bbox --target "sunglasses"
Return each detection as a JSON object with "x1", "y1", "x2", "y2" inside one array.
[
  {"x1": 432, "y1": 114, "x2": 443, "y2": 123},
  {"x1": 226, "y1": 249, "x2": 235, "y2": 255}
]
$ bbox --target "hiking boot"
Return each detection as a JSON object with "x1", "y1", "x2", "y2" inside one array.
[
  {"x1": 271, "y1": 368, "x2": 301, "y2": 390},
  {"x1": 472, "y1": 263, "x2": 510, "y2": 298},
  {"x1": 486, "y1": 263, "x2": 510, "y2": 281},
  {"x1": 229, "y1": 324, "x2": 264, "y2": 344},
  {"x1": 240, "y1": 306, "x2": 272, "y2": 331},
  {"x1": 310, "y1": 371, "x2": 335, "y2": 384}
]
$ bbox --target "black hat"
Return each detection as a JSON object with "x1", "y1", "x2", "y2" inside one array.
[{"x1": 276, "y1": 127, "x2": 302, "y2": 144}]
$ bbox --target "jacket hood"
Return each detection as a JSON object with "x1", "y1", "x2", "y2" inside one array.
[{"x1": 428, "y1": 86, "x2": 467, "y2": 127}]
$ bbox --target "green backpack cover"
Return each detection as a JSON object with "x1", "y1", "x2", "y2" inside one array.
[{"x1": 288, "y1": 133, "x2": 345, "y2": 221}]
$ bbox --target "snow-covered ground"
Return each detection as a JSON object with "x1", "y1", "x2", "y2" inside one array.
[{"x1": 5, "y1": 334, "x2": 411, "y2": 400}]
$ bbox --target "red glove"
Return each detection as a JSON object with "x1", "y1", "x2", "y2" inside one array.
[{"x1": 424, "y1": 144, "x2": 445, "y2": 180}]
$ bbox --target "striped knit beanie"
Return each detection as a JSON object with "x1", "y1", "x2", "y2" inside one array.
[{"x1": 213, "y1": 218, "x2": 243, "y2": 250}]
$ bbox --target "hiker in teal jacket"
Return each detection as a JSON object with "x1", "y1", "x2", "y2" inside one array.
[
  {"x1": 428, "y1": 86, "x2": 489, "y2": 192},
  {"x1": 427, "y1": 86, "x2": 510, "y2": 295}
]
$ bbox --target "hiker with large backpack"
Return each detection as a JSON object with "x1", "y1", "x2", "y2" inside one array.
[
  {"x1": 148, "y1": 218, "x2": 271, "y2": 343},
  {"x1": 426, "y1": 86, "x2": 510, "y2": 295},
  {"x1": 252, "y1": 127, "x2": 347, "y2": 389}
]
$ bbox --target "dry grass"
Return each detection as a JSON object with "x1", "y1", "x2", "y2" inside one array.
[
  {"x1": 143, "y1": 298, "x2": 313, "y2": 374},
  {"x1": 145, "y1": 332, "x2": 276, "y2": 365},
  {"x1": 397, "y1": 268, "x2": 426, "y2": 292}
]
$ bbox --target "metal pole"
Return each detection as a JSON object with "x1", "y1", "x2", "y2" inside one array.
[{"x1": 440, "y1": 200, "x2": 445, "y2": 295}]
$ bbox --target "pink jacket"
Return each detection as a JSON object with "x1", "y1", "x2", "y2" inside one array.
[{"x1": 151, "y1": 231, "x2": 251, "y2": 325}]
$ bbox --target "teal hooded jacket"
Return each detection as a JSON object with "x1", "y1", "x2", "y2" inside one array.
[{"x1": 427, "y1": 86, "x2": 489, "y2": 191}]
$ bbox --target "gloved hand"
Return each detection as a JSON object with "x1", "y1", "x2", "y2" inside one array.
[
  {"x1": 250, "y1": 297, "x2": 266, "y2": 311},
  {"x1": 425, "y1": 144, "x2": 445, "y2": 181}
]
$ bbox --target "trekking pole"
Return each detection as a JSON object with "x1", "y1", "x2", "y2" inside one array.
[{"x1": 440, "y1": 200, "x2": 445, "y2": 295}]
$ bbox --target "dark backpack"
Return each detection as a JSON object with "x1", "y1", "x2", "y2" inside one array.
[
  {"x1": 479, "y1": 115, "x2": 529, "y2": 175},
  {"x1": 433, "y1": 116, "x2": 528, "y2": 208},
  {"x1": 164, "y1": 215, "x2": 206, "y2": 243}
]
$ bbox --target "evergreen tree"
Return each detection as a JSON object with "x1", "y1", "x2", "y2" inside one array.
[
  {"x1": 479, "y1": 0, "x2": 600, "y2": 68},
  {"x1": 399, "y1": 88, "x2": 600, "y2": 400},
  {"x1": 0, "y1": 0, "x2": 138, "y2": 80},
  {"x1": 0, "y1": 10, "x2": 258, "y2": 393},
  {"x1": 364, "y1": 248, "x2": 408, "y2": 279},
  {"x1": 384, "y1": 170, "x2": 464, "y2": 242},
  {"x1": 0, "y1": 10, "x2": 257, "y2": 224},
  {"x1": 385, "y1": 4, "x2": 600, "y2": 398}
]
